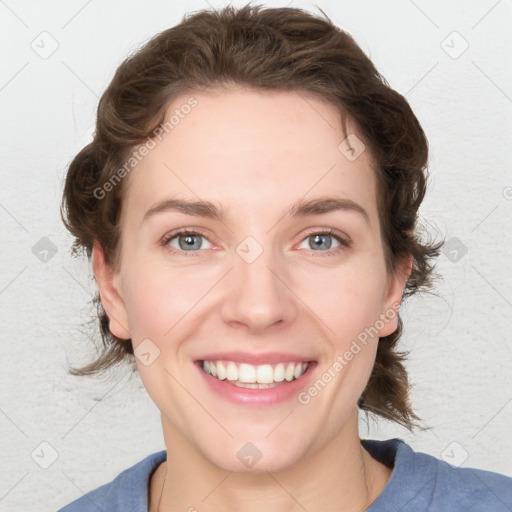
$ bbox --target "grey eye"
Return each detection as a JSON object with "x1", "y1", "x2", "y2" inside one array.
[
  {"x1": 168, "y1": 233, "x2": 212, "y2": 251},
  {"x1": 298, "y1": 233, "x2": 341, "y2": 251}
]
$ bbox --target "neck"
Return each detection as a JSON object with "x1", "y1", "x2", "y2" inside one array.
[{"x1": 151, "y1": 411, "x2": 392, "y2": 512}]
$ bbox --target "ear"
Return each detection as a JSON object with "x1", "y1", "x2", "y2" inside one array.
[
  {"x1": 378, "y1": 254, "x2": 413, "y2": 337},
  {"x1": 92, "y1": 241, "x2": 131, "y2": 340}
]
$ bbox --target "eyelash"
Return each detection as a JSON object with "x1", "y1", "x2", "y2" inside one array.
[{"x1": 160, "y1": 228, "x2": 351, "y2": 257}]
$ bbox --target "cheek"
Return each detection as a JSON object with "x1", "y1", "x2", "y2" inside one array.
[
  {"x1": 120, "y1": 257, "x2": 221, "y2": 341},
  {"x1": 119, "y1": 256, "x2": 173, "y2": 339},
  {"x1": 297, "y1": 262, "x2": 388, "y2": 344}
]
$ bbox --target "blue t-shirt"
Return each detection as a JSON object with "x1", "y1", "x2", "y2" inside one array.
[{"x1": 57, "y1": 438, "x2": 512, "y2": 511}]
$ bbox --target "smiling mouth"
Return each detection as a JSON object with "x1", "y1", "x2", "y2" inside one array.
[{"x1": 198, "y1": 360, "x2": 313, "y2": 389}]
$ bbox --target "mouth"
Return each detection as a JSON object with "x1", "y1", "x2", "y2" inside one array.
[{"x1": 197, "y1": 359, "x2": 314, "y2": 388}]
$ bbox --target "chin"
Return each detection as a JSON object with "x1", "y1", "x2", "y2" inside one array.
[{"x1": 198, "y1": 433, "x2": 312, "y2": 474}]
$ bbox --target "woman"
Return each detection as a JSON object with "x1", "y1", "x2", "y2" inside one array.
[{"x1": 58, "y1": 4, "x2": 512, "y2": 511}]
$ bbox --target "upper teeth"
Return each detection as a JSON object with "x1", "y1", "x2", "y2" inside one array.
[{"x1": 202, "y1": 360, "x2": 308, "y2": 384}]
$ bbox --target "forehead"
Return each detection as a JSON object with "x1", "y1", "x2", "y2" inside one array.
[{"x1": 121, "y1": 88, "x2": 378, "y2": 227}]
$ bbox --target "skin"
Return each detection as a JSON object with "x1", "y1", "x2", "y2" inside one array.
[{"x1": 93, "y1": 87, "x2": 412, "y2": 512}]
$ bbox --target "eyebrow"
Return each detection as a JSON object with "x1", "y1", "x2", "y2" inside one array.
[{"x1": 142, "y1": 196, "x2": 370, "y2": 226}]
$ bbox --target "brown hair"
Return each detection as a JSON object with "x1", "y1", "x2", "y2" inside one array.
[{"x1": 61, "y1": 3, "x2": 443, "y2": 430}]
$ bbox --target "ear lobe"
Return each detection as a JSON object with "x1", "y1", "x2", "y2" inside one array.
[
  {"x1": 92, "y1": 241, "x2": 131, "y2": 340},
  {"x1": 378, "y1": 254, "x2": 413, "y2": 337}
]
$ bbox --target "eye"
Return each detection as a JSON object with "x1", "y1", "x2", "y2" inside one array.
[
  {"x1": 297, "y1": 229, "x2": 350, "y2": 256},
  {"x1": 162, "y1": 230, "x2": 212, "y2": 254},
  {"x1": 161, "y1": 228, "x2": 350, "y2": 257}
]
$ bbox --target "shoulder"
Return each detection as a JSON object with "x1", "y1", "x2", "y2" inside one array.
[
  {"x1": 364, "y1": 438, "x2": 512, "y2": 512},
  {"x1": 428, "y1": 454, "x2": 512, "y2": 511},
  {"x1": 57, "y1": 450, "x2": 167, "y2": 512}
]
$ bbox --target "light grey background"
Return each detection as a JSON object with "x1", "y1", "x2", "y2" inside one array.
[{"x1": 1, "y1": 0, "x2": 511, "y2": 510}]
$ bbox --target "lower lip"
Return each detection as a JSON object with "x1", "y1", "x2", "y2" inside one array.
[{"x1": 195, "y1": 362, "x2": 317, "y2": 406}]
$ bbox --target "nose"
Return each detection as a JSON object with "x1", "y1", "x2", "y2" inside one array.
[{"x1": 220, "y1": 240, "x2": 298, "y2": 333}]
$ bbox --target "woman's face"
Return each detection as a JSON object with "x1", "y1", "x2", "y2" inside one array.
[{"x1": 95, "y1": 88, "x2": 409, "y2": 472}]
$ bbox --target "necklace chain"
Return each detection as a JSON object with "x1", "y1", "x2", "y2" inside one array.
[{"x1": 156, "y1": 462, "x2": 168, "y2": 512}]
